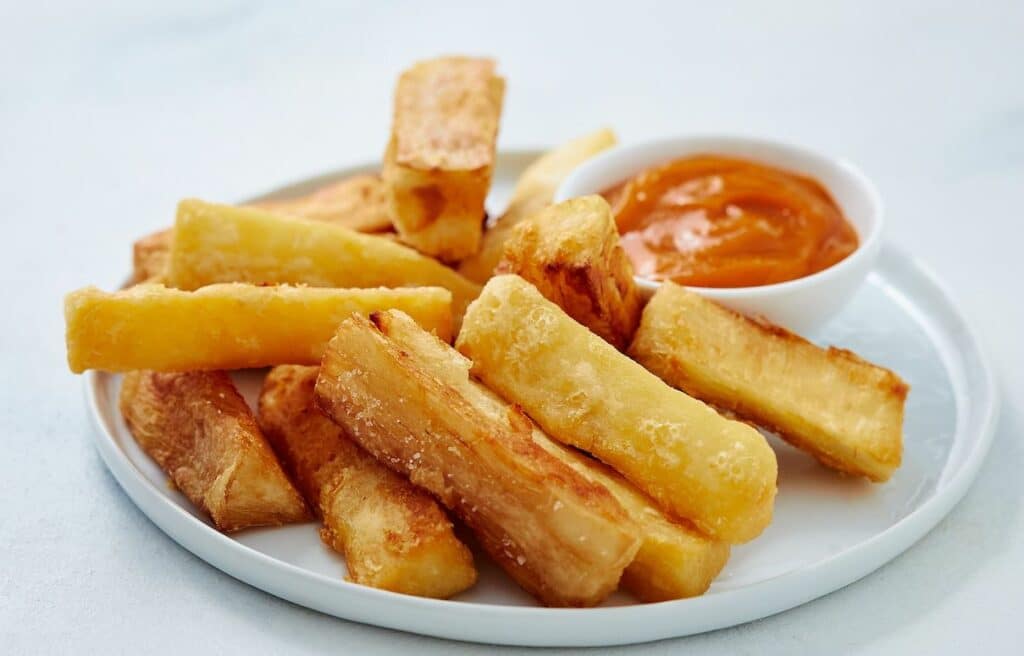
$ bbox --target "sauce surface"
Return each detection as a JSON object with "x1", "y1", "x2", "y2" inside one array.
[{"x1": 603, "y1": 155, "x2": 858, "y2": 288}]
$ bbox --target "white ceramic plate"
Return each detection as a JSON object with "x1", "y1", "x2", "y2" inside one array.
[{"x1": 85, "y1": 150, "x2": 999, "y2": 647}]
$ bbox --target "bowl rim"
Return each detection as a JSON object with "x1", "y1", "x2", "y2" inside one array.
[{"x1": 553, "y1": 133, "x2": 885, "y2": 298}]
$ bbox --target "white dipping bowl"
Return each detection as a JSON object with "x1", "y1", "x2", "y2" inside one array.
[{"x1": 554, "y1": 135, "x2": 884, "y2": 334}]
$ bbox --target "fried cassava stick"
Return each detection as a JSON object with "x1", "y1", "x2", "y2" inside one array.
[
  {"x1": 629, "y1": 282, "x2": 907, "y2": 481},
  {"x1": 383, "y1": 56, "x2": 504, "y2": 262},
  {"x1": 120, "y1": 370, "x2": 309, "y2": 532},
  {"x1": 314, "y1": 310, "x2": 640, "y2": 607},
  {"x1": 455, "y1": 275, "x2": 777, "y2": 544},
  {"x1": 258, "y1": 365, "x2": 476, "y2": 598},
  {"x1": 65, "y1": 283, "x2": 451, "y2": 372},
  {"x1": 165, "y1": 199, "x2": 480, "y2": 329}
]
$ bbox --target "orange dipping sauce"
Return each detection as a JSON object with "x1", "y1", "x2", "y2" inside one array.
[{"x1": 602, "y1": 155, "x2": 859, "y2": 288}]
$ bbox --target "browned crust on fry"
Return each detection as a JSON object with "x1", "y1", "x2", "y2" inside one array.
[
  {"x1": 497, "y1": 196, "x2": 642, "y2": 349},
  {"x1": 383, "y1": 57, "x2": 504, "y2": 262},
  {"x1": 629, "y1": 283, "x2": 908, "y2": 481},
  {"x1": 314, "y1": 310, "x2": 640, "y2": 607},
  {"x1": 391, "y1": 57, "x2": 504, "y2": 172},
  {"x1": 119, "y1": 370, "x2": 309, "y2": 532},
  {"x1": 257, "y1": 365, "x2": 476, "y2": 598}
]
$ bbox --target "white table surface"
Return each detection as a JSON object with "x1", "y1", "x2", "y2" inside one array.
[{"x1": 3, "y1": 1, "x2": 1022, "y2": 653}]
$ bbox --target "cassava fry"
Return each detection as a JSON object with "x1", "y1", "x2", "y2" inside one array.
[
  {"x1": 165, "y1": 199, "x2": 479, "y2": 329},
  {"x1": 65, "y1": 283, "x2": 451, "y2": 373},
  {"x1": 383, "y1": 57, "x2": 504, "y2": 261},
  {"x1": 119, "y1": 370, "x2": 309, "y2": 532},
  {"x1": 455, "y1": 275, "x2": 777, "y2": 544},
  {"x1": 629, "y1": 282, "x2": 907, "y2": 481},
  {"x1": 359, "y1": 310, "x2": 724, "y2": 599},
  {"x1": 314, "y1": 310, "x2": 640, "y2": 607},
  {"x1": 258, "y1": 365, "x2": 476, "y2": 598}
]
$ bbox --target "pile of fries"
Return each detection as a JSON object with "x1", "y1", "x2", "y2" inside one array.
[{"x1": 65, "y1": 56, "x2": 908, "y2": 607}]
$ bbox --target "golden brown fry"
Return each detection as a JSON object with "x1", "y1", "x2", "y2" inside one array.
[
  {"x1": 131, "y1": 228, "x2": 173, "y2": 283},
  {"x1": 250, "y1": 174, "x2": 392, "y2": 233},
  {"x1": 315, "y1": 310, "x2": 640, "y2": 607},
  {"x1": 65, "y1": 283, "x2": 452, "y2": 373},
  {"x1": 119, "y1": 370, "x2": 309, "y2": 532},
  {"x1": 165, "y1": 199, "x2": 480, "y2": 329},
  {"x1": 456, "y1": 275, "x2": 777, "y2": 544},
  {"x1": 350, "y1": 310, "x2": 723, "y2": 598},
  {"x1": 629, "y1": 283, "x2": 908, "y2": 481},
  {"x1": 257, "y1": 366, "x2": 476, "y2": 598},
  {"x1": 496, "y1": 195, "x2": 642, "y2": 350},
  {"x1": 333, "y1": 308, "x2": 719, "y2": 599},
  {"x1": 383, "y1": 57, "x2": 504, "y2": 262},
  {"x1": 459, "y1": 128, "x2": 617, "y2": 283}
]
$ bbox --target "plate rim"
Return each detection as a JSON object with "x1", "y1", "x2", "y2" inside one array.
[{"x1": 83, "y1": 152, "x2": 1000, "y2": 647}]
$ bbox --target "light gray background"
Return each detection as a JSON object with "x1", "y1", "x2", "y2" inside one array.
[{"x1": 3, "y1": 1, "x2": 1022, "y2": 653}]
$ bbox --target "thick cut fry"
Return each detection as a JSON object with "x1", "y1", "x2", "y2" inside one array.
[
  {"x1": 496, "y1": 195, "x2": 642, "y2": 350},
  {"x1": 356, "y1": 313, "x2": 727, "y2": 599},
  {"x1": 315, "y1": 310, "x2": 640, "y2": 607},
  {"x1": 257, "y1": 366, "x2": 476, "y2": 598},
  {"x1": 165, "y1": 199, "x2": 480, "y2": 328},
  {"x1": 383, "y1": 57, "x2": 504, "y2": 261},
  {"x1": 456, "y1": 275, "x2": 777, "y2": 544},
  {"x1": 119, "y1": 370, "x2": 309, "y2": 532},
  {"x1": 65, "y1": 283, "x2": 451, "y2": 373},
  {"x1": 459, "y1": 128, "x2": 618, "y2": 283},
  {"x1": 629, "y1": 283, "x2": 908, "y2": 481},
  {"x1": 131, "y1": 228, "x2": 173, "y2": 283},
  {"x1": 333, "y1": 309, "x2": 719, "y2": 598},
  {"x1": 250, "y1": 174, "x2": 392, "y2": 233}
]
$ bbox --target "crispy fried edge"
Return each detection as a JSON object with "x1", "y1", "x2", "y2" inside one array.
[
  {"x1": 383, "y1": 57, "x2": 504, "y2": 262},
  {"x1": 496, "y1": 195, "x2": 642, "y2": 349},
  {"x1": 119, "y1": 370, "x2": 309, "y2": 532},
  {"x1": 391, "y1": 57, "x2": 504, "y2": 172},
  {"x1": 257, "y1": 365, "x2": 476, "y2": 598}
]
